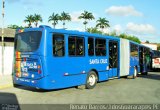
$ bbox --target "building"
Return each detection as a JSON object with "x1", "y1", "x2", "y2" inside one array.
[
  {"x1": 141, "y1": 42, "x2": 157, "y2": 50},
  {"x1": 0, "y1": 28, "x2": 15, "y2": 75},
  {"x1": 0, "y1": 28, "x2": 15, "y2": 46}
]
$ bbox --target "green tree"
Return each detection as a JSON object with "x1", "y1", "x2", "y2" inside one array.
[
  {"x1": 145, "y1": 40, "x2": 150, "y2": 43},
  {"x1": 60, "y1": 11, "x2": 71, "y2": 29},
  {"x1": 48, "y1": 13, "x2": 60, "y2": 28},
  {"x1": 96, "y1": 17, "x2": 110, "y2": 32},
  {"x1": 33, "y1": 14, "x2": 43, "y2": 27},
  {"x1": 119, "y1": 33, "x2": 141, "y2": 44},
  {"x1": 109, "y1": 30, "x2": 117, "y2": 36},
  {"x1": 24, "y1": 15, "x2": 34, "y2": 27},
  {"x1": 8, "y1": 24, "x2": 24, "y2": 29},
  {"x1": 78, "y1": 10, "x2": 95, "y2": 31},
  {"x1": 87, "y1": 27, "x2": 102, "y2": 34},
  {"x1": 119, "y1": 33, "x2": 128, "y2": 39}
]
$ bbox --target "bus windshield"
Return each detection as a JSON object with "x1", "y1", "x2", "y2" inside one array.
[{"x1": 15, "y1": 31, "x2": 42, "y2": 52}]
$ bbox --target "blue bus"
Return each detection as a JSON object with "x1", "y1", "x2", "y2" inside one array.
[{"x1": 12, "y1": 25, "x2": 150, "y2": 90}]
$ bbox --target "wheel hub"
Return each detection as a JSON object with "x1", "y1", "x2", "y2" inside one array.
[{"x1": 88, "y1": 74, "x2": 96, "y2": 86}]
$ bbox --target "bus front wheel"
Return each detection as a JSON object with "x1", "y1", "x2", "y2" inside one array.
[{"x1": 85, "y1": 71, "x2": 98, "y2": 89}]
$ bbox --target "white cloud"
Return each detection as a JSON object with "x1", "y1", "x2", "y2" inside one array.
[
  {"x1": 102, "y1": 28, "x2": 110, "y2": 34},
  {"x1": 106, "y1": 5, "x2": 143, "y2": 17},
  {"x1": 113, "y1": 24, "x2": 122, "y2": 34},
  {"x1": 70, "y1": 11, "x2": 82, "y2": 22},
  {"x1": 126, "y1": 22, "x2": 156, "y2": 35},
  {"x1": 70, "y1": 11, "x2": 97, "y2": 23}
]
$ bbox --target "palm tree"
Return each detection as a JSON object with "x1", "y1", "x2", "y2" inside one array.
[
  {"x1": 48, "y1": 13, "x2": 60, "y2": 28},
  {"x1": 78, "y1": 10, "x2": 95, "y2": 31},
  {"x1": 60, "y1": 11, "x2": 71, "y2": 29},
  {"x1": 24, "y1": 15, "x2": 34, "y2": 28},
  {"x1": 96, "y1": 17, "x2": 110, "y2": 32},
  {"x1": 33, "y1": 14, "x2": 43, "y2": 27}
]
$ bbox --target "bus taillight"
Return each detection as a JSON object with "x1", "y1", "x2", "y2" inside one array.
[
  {"x1": 38, "y1": 70, "x2": 41, "y2": 74},
  {"x1": 18, "y1": 29, "x2": 24, "y2": 33},
  {"x1": 24, "y1": 58, "x2": 26, "y2": 61},
  {"x1": 16, "y1": 73, "x2": 20, "y2": 77}
]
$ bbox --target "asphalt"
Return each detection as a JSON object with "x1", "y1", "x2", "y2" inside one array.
[
  {"x1": 0, "y1": 75, "x2": 13, "y2": 89},
  {"x1": 0, "y1": 72, "x2": 160, "y2": 105}
]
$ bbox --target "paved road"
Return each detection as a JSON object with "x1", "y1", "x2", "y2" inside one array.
[{"x1": 0, "y1": 72, "x2": 160, "y2": 104}]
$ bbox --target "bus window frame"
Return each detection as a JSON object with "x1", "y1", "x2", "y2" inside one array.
[
  {"x1": 52, "y1": 33, "x2": 65, "y2": 57},
  {"x1": 88, "y1": 37, "x2": 95, "y2": 56},
  {"x1": 95, "y1": 38, "x2": 107, "y2": 56},
  {"x1": 130, "y1": 43, "x2": 138, "y2": 57},
  {"x1": 68, "y1": 36, "x2": 85, "y2": 57}
]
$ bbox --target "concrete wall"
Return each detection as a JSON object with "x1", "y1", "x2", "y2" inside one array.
[{"x1": 0, "y1": 46, "x2": 14, "y2": 75}]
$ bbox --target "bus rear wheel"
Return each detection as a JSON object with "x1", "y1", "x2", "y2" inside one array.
[
  {"x1": 85, "y1": 71, "x2": 98, "y2": 89},
  {"x1": 143, "y1": 72, "x2": 148, "y2": 75},
  {"x1": 13, "y1": 84, "x2": 20, "y2": 88}
]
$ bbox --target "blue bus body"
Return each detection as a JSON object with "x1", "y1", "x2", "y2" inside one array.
[
  {"x1": 129, "y1": 41, "x2": 140, "y2": 76},
  {"x1": 12, "y1": 25, "x2": 150, "y2": 90}
]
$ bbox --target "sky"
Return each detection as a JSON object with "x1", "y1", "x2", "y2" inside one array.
[{"x1": 0, "y1": 0, "x2": 160, "y2": 43}]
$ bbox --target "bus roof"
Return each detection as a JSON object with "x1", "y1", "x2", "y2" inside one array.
[
  {"x1": 18, "y1": 25, "x2": 146, "y2": 44},
  {"x1": 40, "y1": 25, "x2": 120, "y2": 41},
  {"x1": 129, "y1": 40, "x2": 140, "y2": 45}
]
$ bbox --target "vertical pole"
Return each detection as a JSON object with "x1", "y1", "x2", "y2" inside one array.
[{"x1": 1, "y1": 0, "x2": 5, "y2": 75}]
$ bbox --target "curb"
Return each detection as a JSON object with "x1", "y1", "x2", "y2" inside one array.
[{"x1": 0, "y1": 84, "x2": 13, "y2": 90}]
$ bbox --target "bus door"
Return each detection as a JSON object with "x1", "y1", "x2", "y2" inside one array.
[
  {"x1": 139, "y1": 47, "x2": 143, "y2": 72},
  {"x1": 109, "y1": 40, "x2": 119, "y2": 78},
  {"x1": 139, "y1": 47, "x2": 150, "y2": 73}
]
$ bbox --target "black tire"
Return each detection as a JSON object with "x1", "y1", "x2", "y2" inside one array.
[
  {"x1": 133, "y1": 67, "x2": 137, "y2": 79},
  {"x1": 85, "y1": 71, "x2": 98, "y2": 89},
  {"x1": 143, "y1": 72, "x2": 148, "y2": 75},
  {"x1": 13, "y1": 83, "x2": 20, "y2": 88}
]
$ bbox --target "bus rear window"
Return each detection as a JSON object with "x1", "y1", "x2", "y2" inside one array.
[{"x1": 15, "y1": 31, "x2": 42, "y2": 52}]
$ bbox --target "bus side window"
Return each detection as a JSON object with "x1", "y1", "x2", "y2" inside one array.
[
  {"x1": 95, "y1": 39, "x2": 106, "y2": 56},
  {"x1": 76, "y1": 38, "x2": 84, "y2": 56},
  {"x1": 88, "y1": 37, "x2": 94, "y2": 56},
  {"x1": 68, "y1": 37, "x2": 76, "y2": 56},
  {"x1": 130, "y1": 43, "x2": 138, "y2": 57},
  {"x1": 53, "y1": 34, "x2": 65, "y2": 57},
  {"x1": 68, "y1": 36, "x2": 84, "y2": 56}
]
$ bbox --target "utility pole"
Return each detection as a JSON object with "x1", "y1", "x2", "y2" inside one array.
[{"x1": 1, "y1": 0, "x2": 5, "y2": 75}]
